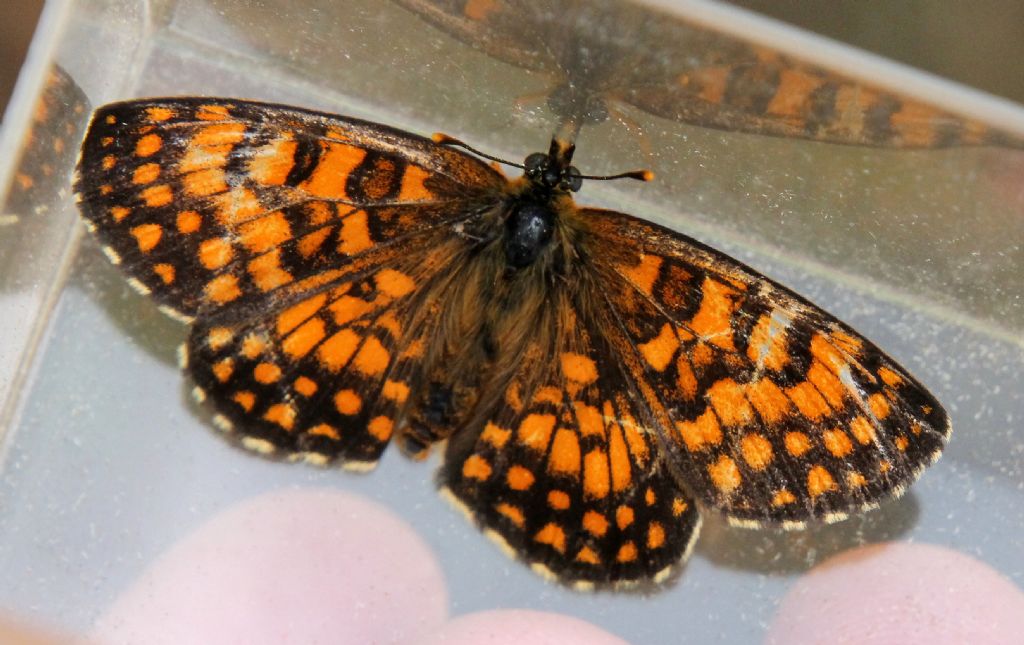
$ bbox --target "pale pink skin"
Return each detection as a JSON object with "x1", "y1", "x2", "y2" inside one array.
[
  {"x1": 93, "y1": 489, "x2": 448, "y2": 645},
  {"x1": 413, "y1": 609, "x2": 631, "y2": 645},
  {"x1": 766, "y1": 542, "x2": 1024, "y2": 645}
]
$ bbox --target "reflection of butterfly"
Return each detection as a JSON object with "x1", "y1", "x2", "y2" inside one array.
[
  {"x1": 75, "y1": 98, "x2": 949, "y2": 586},
  {"x1": 395, "y1": 0, "x2": 1022, "y2": 148},
  {"x1": 2, "y1": 65, "x2": 89, "y2": 224}
]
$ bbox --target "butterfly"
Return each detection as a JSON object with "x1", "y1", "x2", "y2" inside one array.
[
  {"x1": 394, "y1": 0, "x2": 1023, "y2": 149},
  {"x1": 74, "y1": 97, "x2": 949, "y2": 587}
]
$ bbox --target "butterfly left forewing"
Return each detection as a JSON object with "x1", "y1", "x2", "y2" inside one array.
[{"x1": 582, "y1": 207, "x2": 950, "y2": 527}]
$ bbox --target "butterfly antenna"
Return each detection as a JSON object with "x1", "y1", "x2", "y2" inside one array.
[
  {"x1": 433, "y1": 133, "x2": 525, "y2": 169},
  {"x1": 579, "y1": 169, "x2": 654, "y2": 182}
]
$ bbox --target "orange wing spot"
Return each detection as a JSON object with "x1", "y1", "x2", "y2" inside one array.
[
  {"x1": 786, "y1": 381, "x2": 831, "y2": 421},
  {"x1": 619, "y1": 414, "x2": 650, "y2": 464},
  {"x1": 495, "y1": 502, "x2": 525, "y2": 528},
  {"x1": 264, "y1": 403, "x2": 296, "y2": 430},
  {"x1": 708, "y1": 377, "x2": 754, "y2": 426},
  {"x1": 890, "y1": 101, "x2": 941, "y2": 147},
  {"x1": 822, "y1": 428, "x2": 854, "y2": 458},
  {"x1": 548, "y1": 428, "x2": 582, "y2": 475},
  {"x1": 784, "y1": 431, "x2": 812, "y2": 457},
  {"x1": 196, "y1": 104, "x2": 231, "y2": 120},
  {"x1": 297, "y1": 227, "x2": 333, "y2": 258},
  {"x1": 676, "y1": 354, "x2": 698, "y2": 400},
  {"x1": 145, "y1": 106, "x2": 174, "y2": 121},
  {"x1": 878, "y1": 366, "x2": 904, "y2": 387},
  {"x1": 309, "y1": 424, "x2": 340, "y2": 440},
  {"x1": 532, "y1": 386, "x2": 562, "y2": 405},
  {"x1": 647, "y1": 522, "x2": 666, "y2": 549},
  {"x1": 379, "y1": 379, "x2": 408, "y2": 403},
  {"x1": 339, "y1": 210, "x2": 373, "y2": 255},
  {"x1": 708, "y1": 455, "x2": 742, "y2": 494},
  {"x1": 153, "y1": 263, "x2": 175, "y2": 284},
  {"x1": 771, "y1": 490, "x2": 797, "y2": 507},
  {"x1": 101, "y1": 155, "x2": 116, "y2": 170},
  {"x1": 238, "y1": 211, "x2": 292, "y2": 254},
  {"x1": 135, "y1": 133, "x2": 162, "y2": 157},
  {"x1": 583, "y1": 448, "x2": 610, "y2": 500},
  {"x1": 132, "y1": 162, "x2": 160, "y2": 185},
  {"x1": 176, "y1": 210, "x2": 202, "y2": 233},
  {"x1": 895, "y1": 435, "x2": 909, "y2": 451},
  {"x1": 505, "y1": 382, "x2": 524, "y2": 412},
  {"x1": 745, "y1": 378, "x2": 792, "y2": 423},
  {"x1": 687, "y1": 66, "x2": 729, "y2": 104},
  {"x1": 277, "y1": 294, "x2": 327, "y2": 335},
  {"x1": 212, "y1": 187, "x2": 263, "y2": 227},
  {"x1": 140, "y1": 184, "x2": 173, "y2": 207},
  {"x1": 809, "y1": 334, "x2": 846, "y2": 373},
  {"x1": 688, "y1": 278, "x2": 738, "y2": 350},
  {"x1": 582, "y1": 510, "x2": 609, "y2": 537},
  {"x1": 561, "y1": 352, "x2": 598, "y2": 384},
  {"x1": 232, "y1": 390, "x2": 256, "y2": 411},
  {"x1": 247, "y1": 249, "x2": 294, "y2": 292},
  {"x1": 830, "y1": 330, "x2": 863, "y2": 356},
  {"x1": 616, "y1": 541, "x2": 638, "y2": 563},
  {"x1": 879, "y1": 460, "x2": 892, "y2": 474},
  {"x1": 517, "y1": 413, "x2": 556, "y2": 452},
  {"x1": 280, "y1": 316, "x2": 326, "y2": 359},
  {"x1": 481, "y1": 422, "x2": 511, "y2": 448},
  {"x1": 397, "y1": 164, "x2": 434, "y2": 201},
  {"x1": 180, "y1": 141, "x2": 231, "y2": 174},
  {"x1": 192, "y1": 122, "x2": 246, "y2": 147},
  {"x1": 367, "y1": 416, "x2": 394, "y2": 442},
  {"x1": 807, "y1": 361, "x2": 846, "y2": 409},
  {"x1": 534, "y1": 523, "x2": 567, "y2": 554},
  {"x1": 293, "y1": 376, "x2": 317, "y2": 397},
  {"x1": 316, "y1": 327, "x2": 360, "y2": 371},
  {"x1": 746, "y1": 313, "x2": 790, "y2": 371},
  {"x1": 334, "y1": 389, "x2": 362, "y2": 415},
  {"x1": 620, "y1": 253, "x2": 662, "y2": 295},
  {"x1": 130, "y1": 223, "x2": 162, "y2": 252},
  {"x1": 204, "y1": 274, "x2": 242, "y2": 304},
  {"x1": 100, "y1": 185, "x2": 113, "y2": 195},
  {"x1": 740, "y1": 433, "x2": 773, "y2": 470},
  {"x1": 766, "y1": 68, "x2": 824, "y2": 118},
  {"x1": 638, "y1": 323, "x2": 680, "y2": 371},
  {"x1": 675, "y1": 408, "x2": 722, "y2": 451},
  {"x1": 250, "y1": 136, "x2": 297, "y2": 185},
  {"x1": 101, "y1": 136, "x2": 114, "y2": 146},
  {"x1": 645, "y1": 487, "x2": 657, "y2": 506},
  {"x1": 328, "y1": 295, "x2": 373, "y2": 326},
  {"x1": 608, "y1": 424, "x2": 632, "y2": 493},
  {"x1": 911, "y1": 422, "x2": 922, "y2": 436},
  {"x1": 207, "y1": 327, "x2": 233, "y2": 350},
  {"x1": 353, "y1": 335, "x2": 390, "y2": 376},
  {"x1": 573, "y1": 402, "x2": 604, "y2": 438},
  {"x1": 575, "y1": 547, "x2": 601, "y2": 565},
  {"x1": 375, "y1": 269, "x2": 416, "y2": 298},
  {"x1": 198, "y1": 237, "x2": 233, "y2": 270},
  {"x1": 303, "y1": 141, "x2": 366, "y2": 199},
  {"x1": 849, "y1": 416, "x2": 877, "y2": 445},
  {"x1": 253, "y1": 362, "x2": 282, "y2": 384},
  {"x1": 241, "y1": 333, "x2": 267, "y2": 359},
  {"x1": 182, "y1": 168, "x2": 227, "y2": 197},
  {"x1": 847, "y1": 471, "x2": 867, "y2": 488},
  {"x1": 506, "y1": 465, "x2": 535, "y2": 491},
  {"x1": 807, "y1": 465, "x2": 838, "y2": 498},
  {"x1": 212, "y1": 358, "x2": 234, "y2": 382},
  {"x1": 868, "y1": 393, "x2": 891, "y2": 420},
  {"x1": 671, "y1": 498, "x2": 689, "y2": 516},
  {"x1": 616, "y1": 505, "x2": 634, "y2": 529},
  {"x1": 110, "y1": 206, "x2": 131, "y2": 222},
  {"x1": 547, "y1": 490, "x2": 570, "y2": 510}
]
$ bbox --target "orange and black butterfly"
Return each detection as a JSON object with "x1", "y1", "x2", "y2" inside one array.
[
  {"x1": 74, "y1": 98, "x2": 949, "y2": 587},
  {"x1": 395, "y1": 0, "x2": 1022, "y2": 149}
]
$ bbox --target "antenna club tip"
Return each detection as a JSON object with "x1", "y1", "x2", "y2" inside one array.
[
  {"x1": 640, "y1": 170, "x2": 655, "y2": 182},
  {"x1": 431, "y1": 133, "x2": 448, "y2": 143}
]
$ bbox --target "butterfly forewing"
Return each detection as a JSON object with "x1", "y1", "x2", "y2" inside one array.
[{"x1": 582, "y1": 207, "x2": 950, "y2": 526}]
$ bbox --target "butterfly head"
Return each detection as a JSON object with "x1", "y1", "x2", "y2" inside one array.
[{"x1": 523, "y1": 138, "x2": 583, "y2": 193}]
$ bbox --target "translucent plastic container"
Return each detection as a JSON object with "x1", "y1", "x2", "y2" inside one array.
[{"x1": 1, "y1": 1, "x2": 1022, "y2": 642}]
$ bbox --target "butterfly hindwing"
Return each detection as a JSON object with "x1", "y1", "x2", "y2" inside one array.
[
  {"x1": 582, "y1": 207, "x2": 950, "y2": 526},
  {"x1": 441, "y1": 272, "x2": 701, "y2": 585}
]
